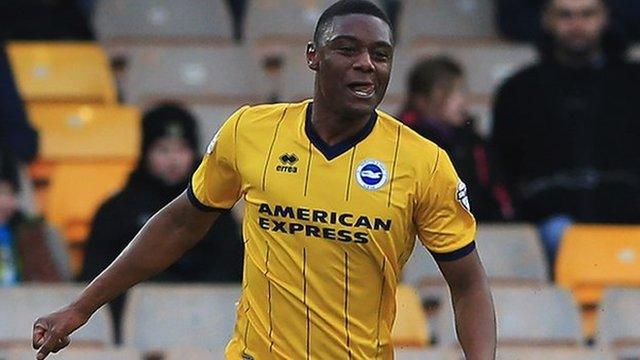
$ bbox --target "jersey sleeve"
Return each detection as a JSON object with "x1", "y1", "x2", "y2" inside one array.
[
  {"x1": 414, "y1": 148, "x2": 477, "y2": 261},
  {"x1": 187, "y1": 106, "x2": 249, "y2": 211}
]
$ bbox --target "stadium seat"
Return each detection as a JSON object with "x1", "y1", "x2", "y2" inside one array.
[
  {"x1": 0, "y1": 285, "x2": 113, "y2": 348},
  {"x1": 556, "y1": 225, "x2": 640, "y2": 338},
  {"x1": 3, "y1": 348, "x2": 140, "y2": 360},
  {"x1": 245, "y1": 0, "x2": 385, "y2": 45},
  {"x1": 475, "y1": 224, "x2": 548, "y2": 285},
  {"x1": 122, "y1": 285, "x2": 241, "y2": 352},
  {"x1": 403, "y1": 224, "x2": 547, "y2": 287},
  {"x1": 395, "y1": 347, "x2": 460, "y2": 360},
  {"x1": 392, "y1": 284, "x2": 430, "y2": 347},
  {"x1": 397, "y1": 0, "x2": 497, "y2": 45},
  {"x1": 436, "y1": 286, "x2": 582, "y2": 347},
  {"x1": 187, "y1": 103, "x2": 247, "y2": 152},
  {"x1": 556, "y1": 225, "x2": 640, "y2": 305},
  {"x1": 596, "y1": 288, "x2": 640, "y2": 351},
  {"x1": 496, "y1": 346, "x2": 615, "y2": 360},
  {"x1": 6, "y1": 42, "x2": 117, "y2": 104},
  {"x1": 398, "y1": 346, "x2": 615, "y2": 359},
  {"x1": 44, "y1": 161, "x2": 133, "y2": 272},
  {"x1": 27, "y1": 104, "x2": 140, "y2": 161},
  {"x1": 94, "y1": 0, "x2": 232, "y2": 45},
  {"x1": 385, "y1": 43, "x2": 537, "y2": 101},
  {"x1": 163, "y1": 347, "x2": 225, "y2": 360},
  {"x1": 122, "y1": 45, "x2": 264, "y2": 105}
]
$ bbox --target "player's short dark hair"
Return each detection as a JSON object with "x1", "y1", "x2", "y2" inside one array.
[
  {"x1": 313, "y1": 0, "x2": 392, "y2": 46},
  {"x1": 408, "y1": 56, "x2": 464, "y2": 97}
]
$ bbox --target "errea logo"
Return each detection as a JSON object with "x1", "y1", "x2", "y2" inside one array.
[{"x1": 276, "y1": 153, "x2": 298, "y2": 173}]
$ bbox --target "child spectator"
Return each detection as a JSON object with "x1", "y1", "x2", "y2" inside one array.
[
  {"x1": 0, "y1": 148, "x2": 70, "y2": 285},
  {"x1": 399, "y1": 56, "x2": 514, "y2": 222},
  {"x1": 80, "y1": 103, "x2": 244, "y2": 342}
]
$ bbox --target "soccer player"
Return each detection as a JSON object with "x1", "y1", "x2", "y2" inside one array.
[{"x1": 31, "y1": 1, "x2": 496, "y2": 359}]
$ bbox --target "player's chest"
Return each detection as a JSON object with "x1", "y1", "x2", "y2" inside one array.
[{"x1": 238, "y1": 137, "x2": 417, "y2": 218}]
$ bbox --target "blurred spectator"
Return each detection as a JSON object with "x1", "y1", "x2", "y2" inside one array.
[
  {"x1": 497, "y1": 0, "x2": 640, "y2": 42},
  {"x1": 1, "y1": 44, "x2": 40, "y2": 216},
  {"x1": 0, "y1": 45, "x2": 38, "y2": 163},
  {"x1": 492, "y1": 0, "x2": 640, "y2": 265},
  {"x1": 80, "y1": 103, "x2": 244, "y2": 342},
  {"x1": 0, "y1": 0, "x2": 93, "y2": 41},
  {"x1": 0, "y1": 148, "x2": 70, "y2": 286},
  {"x1": 398, "y1": 56, "x2": 514, "y2": 222}
]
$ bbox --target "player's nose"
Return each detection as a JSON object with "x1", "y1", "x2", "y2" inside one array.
[{"x1": 353, "y1": 51, "x2": 374, "y2": 72}]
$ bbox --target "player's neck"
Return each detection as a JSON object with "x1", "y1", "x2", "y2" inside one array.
[{"x1": 309, "y1": 101, "x2": 372, "y2": 146}]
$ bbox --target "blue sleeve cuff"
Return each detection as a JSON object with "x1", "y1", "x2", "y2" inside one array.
[
  {"x1": 186, "y1": 183, "x2": 219, "y2": 212},
  {"x1": 430, "y1": 241, "x2": 476, "y2": 262}
]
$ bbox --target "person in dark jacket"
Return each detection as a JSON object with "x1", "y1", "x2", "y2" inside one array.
[
  {"x1": 80, "y1": 103, "x2": 244, "y2": 342},
  {"x1": 0, "y1": 45, "x2": 38, "y2": 163},
  {"x1": 398, "y1": 56, "x2": 514, "y2": 222},
  {"x1": 492, "y1": 0, "x2": 640, "y2": 266},
  {"x1": 0, "y1": 147, "x2": 69, "y2": 285},
  {"x1": 496, "y1": 0, "x2": 640, "y2": 42}
]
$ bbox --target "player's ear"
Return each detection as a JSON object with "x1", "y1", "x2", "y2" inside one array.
[{"x1": 306, "y1": 42, "x2": 319, "y2": 71}]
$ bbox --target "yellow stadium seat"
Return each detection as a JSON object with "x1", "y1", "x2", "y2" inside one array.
[
  {"x1": 557, "y1": 225, "x2": 640, "y2": 303},
  {"x1": 45, "y1": 161, "x2": 134, "y2": 273},
  {"x1": 27, "y1": 103, "x2": 140, "y2": 160},
  {"x1": 392, "y1": 284, "x2": 430, "y2": 347},
  {"x1": 556, "y1": 225, "x2": 640, "y2": 337},
  {"x1": 7, "y1": 41, "x2": 117, "y2": 103}
]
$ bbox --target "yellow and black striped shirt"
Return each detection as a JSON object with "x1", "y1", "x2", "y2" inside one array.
[{"x1": 189, "y1": 100, "x2": 476, "y2": 359}]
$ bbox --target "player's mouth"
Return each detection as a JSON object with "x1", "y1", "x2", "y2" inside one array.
[{"x1": 347, "y1": 82, "x2": 375, "y2": 99}]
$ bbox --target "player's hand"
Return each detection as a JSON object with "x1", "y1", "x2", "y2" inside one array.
[{"x1": 32, "y1": 306, "x2": 90, "y2": 360}]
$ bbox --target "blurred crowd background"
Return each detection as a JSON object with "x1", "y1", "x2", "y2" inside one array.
[{"x1": 0, "y1": 0, "x2": 639, "y2": 359}]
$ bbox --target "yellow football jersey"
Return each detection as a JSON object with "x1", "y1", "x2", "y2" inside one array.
[{"x1": 189, "y1": 100, "x2": 476, "y2": 359}]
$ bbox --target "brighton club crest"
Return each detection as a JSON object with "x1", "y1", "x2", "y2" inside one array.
[{"x1": 356, "y1": 159, "x2": 388, "y2": 191}]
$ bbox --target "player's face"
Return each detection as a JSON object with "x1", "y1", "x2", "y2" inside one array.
[
  {"x1": 147, "y1": 137, "x2": 195, "y2": 185},
  {"x1": 309, "y1": 14, "x2": 393, "y2": 118},
  {"x1": 0, "y1": 181, "x2": 18, "y2": 224},
  {"x1": 544, "y1": 0, "x2": 608, "y2": 56}
]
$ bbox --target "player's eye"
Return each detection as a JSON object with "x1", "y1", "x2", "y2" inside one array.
[
  {"x1": 373, "y1": 51, "x2": 390, "y2": 61},
  {"x1": 339, "y1": 46, "x2": 357, "y2": 55}
]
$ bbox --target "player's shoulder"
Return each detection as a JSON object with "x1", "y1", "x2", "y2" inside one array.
[{"x1": 232, "y1": 100, "x2": 308, "y2": 127}]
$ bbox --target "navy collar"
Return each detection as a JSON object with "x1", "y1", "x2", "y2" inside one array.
[{"x1": 304, "y1": 103, "x2": 377, "y2": 161}]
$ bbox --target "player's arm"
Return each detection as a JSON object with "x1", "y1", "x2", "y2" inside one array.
[
  {"x1": 415, "y1": 148, "x2": 496, "y2": 358},
  {"x1": 32, "y1": 192, "x2": 222, "y2": 360},
  {"x1": 437, "y1": 251, "x2": 496, "y2": 360}
]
